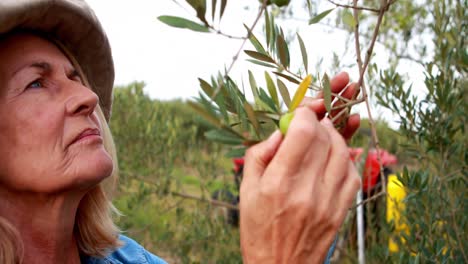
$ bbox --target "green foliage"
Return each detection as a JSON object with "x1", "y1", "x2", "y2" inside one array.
[
  {"x1": 373, "y1": 0, "x2": 467, "y2": 262},
  {"x1": 115, "y1": 0, "x2": 466, "y2": 263},
  {"x1": 158, "y1": 16, "x2": 210, "y2": 33},
  {"x1": 110, "y1": 82, "x2": 241, "y2": 262},
  {"x1": 174, "y1": 6, "x2": 340, "y2": 157}
]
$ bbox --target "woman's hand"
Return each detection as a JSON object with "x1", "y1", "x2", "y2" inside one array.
[{"x1": 239, "y1": 72, "x2": 361, "y2": 263}]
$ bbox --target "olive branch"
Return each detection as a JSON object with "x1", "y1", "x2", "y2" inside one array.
[{"x1": 159, "y1": 0, "x2": 394, "y2": 162}]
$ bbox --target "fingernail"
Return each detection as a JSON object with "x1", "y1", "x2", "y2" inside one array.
[
  {"x1": 268, "y1": 130, "x2": 282, "y2": 141},
  {"x1": 303, "y1": 98, "x2": 323, "y2": 108}
]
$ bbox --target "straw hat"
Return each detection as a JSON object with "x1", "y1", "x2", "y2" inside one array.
[{"x1": 0, "y1": 0, "x2": 114, "y2": 120}]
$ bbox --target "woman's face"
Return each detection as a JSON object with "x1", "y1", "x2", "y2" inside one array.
[{"x1": 0, "y1": 34, "x2": 113, "y2": 194}]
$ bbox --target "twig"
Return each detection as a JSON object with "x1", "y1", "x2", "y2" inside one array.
[
  {"x1": 208, "y1": 25, "x2": 247, "y2": 40},
  {"x1": 351, "y1": 191, "x2": 386, "y2": 210},
  {"x1": 171, "y1": 191, "x2": 239, "y2": 211},
  {"x1": 330, "y1": 98, "x2": 366, "y2": 112},
  {"x1": 395, "y1": 54, "x2": 425, "y2": 67},
  {"x1": 225, "y1": 0, "x2": 267, "y2": 73},
  {"x1": 130, "y1": 175, "x2": 240, "y2": 211},
  {"x1": 330, "y1": 107, "x2": 349, "y2": 123},
  {"x1": 327, "y1": 0, "x2": 380, "y2": 13},
  {"x1": 353, "y1": 0, "x2": 396, "y2": 197},
  {"x1": 212, "y1": 0, "x2": 268, "y2": 98}
]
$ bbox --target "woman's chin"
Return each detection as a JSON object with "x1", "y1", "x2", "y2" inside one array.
[{"x1": 66, "y1": 150, "x2": 114, "y2": 192}]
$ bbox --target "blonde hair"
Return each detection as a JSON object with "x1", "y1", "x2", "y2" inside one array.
[{"x1": 0, "y1": 30, "x2": 122, "y2": 263}]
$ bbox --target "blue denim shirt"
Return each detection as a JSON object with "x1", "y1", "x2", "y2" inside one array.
[
  {"x1": 82, "y1": 234, "x2": 336, "y2": 264},
  {"x1": 81, "y1": 235, "x2": 167, "y2": 264}
]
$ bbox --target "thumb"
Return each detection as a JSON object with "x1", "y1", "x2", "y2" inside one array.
[{"x1": 243, "y1": 130, "x2": 283, "y2": 184}]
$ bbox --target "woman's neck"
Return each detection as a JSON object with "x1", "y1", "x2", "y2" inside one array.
[{"x1": 0, "y1": 188, "x2": 84, "y2": 264}]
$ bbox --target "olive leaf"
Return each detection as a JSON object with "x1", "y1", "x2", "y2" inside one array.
[
  {"x1": 258, "y1": 88, "x2": 278, "y2": 113},
  {"x1": 289, "y1": 74, "x2": 312, "y2": 112},
  {"x1": 187, "y1": 101, "x2": 222, "y2": 128},
  {"x1": 219, "y1": 0, "x2": 227, "y2": 19},
  {"x1": 246, "y1": 59, "x2": 276, "y2": 68},
  {"x1": 265, "y1": 8, "x2": 271, "y2": 48},
  {"x1": 297, "y1": 33, "x2": 308, "y2": 74},
  {"x1": 186, "y1": 0, "x2": 208, "y2": 26},
  {"x1": 322, "y1": 73, "x2": 332, "y2": 113},
  {"x1": 211, "y1": 0, "x2": 217, "y2": 20},
  {"x1": 244, "y1": 24, "x2": 267, "y2": 54},
  {"x1": 265, "y1": 72, "x2": 279, "y2": 108},
  {"x1": 198, "y1": 78, "x2": 214, "y2": 97},
  {"x1": 245, "y1": 50, "x2": 275, "y2": 64},
  {"x1": 276, "y1": 32, "x2": 290, "y2": 69},
  {"x1": 205, "y1": 129, "x2": 244, "y2": 145},
  {"x1": 158, "y1": 16, "x2": 209, "y2": 33},
  {"x1": 277, "y1": 78, "x2": 291, "y2": 108},
  {"x1": 273, "y1": 72, "x2": 300, "y2": 84},
  {"x1": 248, "y1": 70, "x2": 261, "y2": 107},
  {"x1": 309, "y1": 8, "x2": 335, "y2": 25},
  {"x1": 225, "y1": 147, "x2": 247, "y2": 158},
  {"x1": 244, "y1": 102, "x2": 260, "y2": 136}
]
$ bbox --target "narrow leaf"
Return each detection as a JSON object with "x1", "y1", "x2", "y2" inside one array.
[
  {"x1": 255, "y1": 111, "x2": 281, "y2": 121},
  {"x1": 259, "y1": 88, "x2": 278, "y2": 112},
  {"x1": 214, "y1": 88, "x2": 229, "y2": 123},
  {"x1": 297, "y1": 33, "x2": 308, "y2": 73},
  {"x1": 265, "y1": 8, "x2": 271, "y2": 48},
  {"x1": 323, "y1": 73, "x2": 332, "y2": 113},
  {"x1": 271, "y1": 20, "x2": 279, "y2": 53},
  {"x1": 246, "y1": 59, "x2": 276, "y2": 68},
  {"x1": 199, "y1": 78, "x2": 214, "y2": 97},
  {"x1": 309, "y1": 8, "x2": 334, "y2": 24},
  {"x1": 244, "y1": 24, "x2": 266, "y2": 54},
  {"x1": 186, "y1": 0, "x2": 208, "y2": 25},
  {"x1": 158, "y1": 16, "x2": 209, "y2": 32},
  {"x1": 265, "y1": 72, "x2": 279, "y2": 108},
  {"x1": 205, "y1": 129, "x2": 244, "y2": 145},
  {"x1": 225, "y1": 147, "x2": 247, "y2": 158},
  {"x1": 244, "y1": 102, "x2": 260, "y2": 136},
  {"x1": 248, "y1": 70, "x2": 260, "y2": 105},
  {"x1": 211, "y1": 0, "x2": 217, "y2": 20},
  {"x1": 277, "y1": 79, "x2": 291, "y2": 108},
  {"x1": 220, "y1": 0, "x2": 227, "y2": 19},
  {"x1": 187, "y1": 101, "x2": 222, "y2": 128},
  {"x1": 273, "y1": 72, "x2": 300, "y2": 84},
  {"x1": 245, "y1": 50, "x2": 275, "y2": 64},
  {"x1": 276, "y1": 33, "x2": 290, "y2": 69},
  {"x1": 289, "y1": 74, "x2": 312, "y2": 112}
]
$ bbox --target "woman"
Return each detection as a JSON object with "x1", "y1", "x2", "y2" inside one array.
[{"x1": 0, "y1": 0, "x2": 360, "y2": 263}]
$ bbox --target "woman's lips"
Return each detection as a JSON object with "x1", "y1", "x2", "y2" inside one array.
[{"x1": 71, "y1": 128, "x2": 102, "y2": 145}]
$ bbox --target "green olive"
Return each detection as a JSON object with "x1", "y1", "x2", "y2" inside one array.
[{"x1": 279, "y1": 112, "x2": 294, "y2": 135}]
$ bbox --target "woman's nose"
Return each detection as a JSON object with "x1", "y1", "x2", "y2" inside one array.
[{"x1": 65, "y1": 82, "x2": 99, "y2": 117}]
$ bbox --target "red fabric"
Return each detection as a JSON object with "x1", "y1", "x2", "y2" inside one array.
[{"x1": 348, "y1": 148, "x2": 397, "y2": 192}]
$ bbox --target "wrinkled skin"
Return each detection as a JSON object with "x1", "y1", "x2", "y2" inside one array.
[
  {"x1": 240, "y1": 72, "x2": 361, "y2": 263},
  {"x1": 0, "y1": 33, "x2": 113, "y2": 264}
]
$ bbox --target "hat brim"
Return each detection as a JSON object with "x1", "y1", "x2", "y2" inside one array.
[{"x1": 0, "y1": 0, "x2": 114, "y2": 121}]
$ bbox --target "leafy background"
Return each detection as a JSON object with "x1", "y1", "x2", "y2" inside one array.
[{"x1": 109, "y1": 0, "x2": 466, "y2": 263}]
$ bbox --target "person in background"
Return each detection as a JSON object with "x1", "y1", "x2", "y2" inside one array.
[{"x1": 0, "y1": 0, "x2": 360, "y2": 263}]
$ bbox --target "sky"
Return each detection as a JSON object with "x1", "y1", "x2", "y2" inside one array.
[
  {"x1": 85, "y1": 0, "x2": 364, "y2": 98},
  {"x1": 85, "y1": 0, "x2": 426, "y2": 127},
  {"x1": 86, "y1": 0, "x2": 264, "y2": 100}
]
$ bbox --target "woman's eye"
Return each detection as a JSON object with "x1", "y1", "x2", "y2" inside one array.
[
  {"x1": 27, "y1": 80, "x2": 43, "y2": 89},
  {"x1": 70, "y1": 71, "x2": 83, "y2": 84}
]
